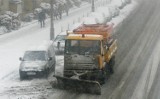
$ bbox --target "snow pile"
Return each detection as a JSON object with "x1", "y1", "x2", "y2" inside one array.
[
  {"x1": 81, "y1": 17, "x2": 97, "y2": 24},
  {"x1": 96, "y1": 7, "x2": 112, "y2": 22},
  {"x1": 0, "y1": 26, "x2": 8, "y2": 35},
  {"x1": 73, "y1": 0, "x2": 133, "y2": 26},
  {"x1": 108, "y1": 5, "x2": 120, "y2": 17},
  {"x1": 0, "y1": 11, "x2": 21, "y2": 33},
  {"x1": 27, "y1": 40, "x2": 53, "y2": 51},
  {"x1": 89, "y1": 12, "x2": 106, "y2": 24},
  {"x1": 111, "y1": 0, "x2": 125, "y2": 9},
  {"x1": 40, "y1": 3, "x2": 51, "y2": 10}
]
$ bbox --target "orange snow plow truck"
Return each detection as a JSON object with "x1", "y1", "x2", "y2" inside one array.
[{"x1": 54, "y1": 23, "x2": 117, "y2": 95}]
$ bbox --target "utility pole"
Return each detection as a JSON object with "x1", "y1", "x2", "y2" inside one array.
[
  {"x1": 91, "y1": 0, "x2": 95, "y2": 12},
  {"x1": 50, "y1": 0, "x2": 54, "y2": 40}
]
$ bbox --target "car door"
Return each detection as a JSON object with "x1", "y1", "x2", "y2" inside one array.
[{"x1": 49, "y1": 46, "x2": 56, "y2": 68}]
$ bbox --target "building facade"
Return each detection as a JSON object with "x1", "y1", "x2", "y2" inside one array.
[
  {"x1": 9, "y1": 0, "x2": 22, "y2": 14},
  {"x1": 0, "y1": 0, "x2": 9, "y2": 14},
  {"x1": 22, "y1": 0, "x2": 44, "y2": 13}
]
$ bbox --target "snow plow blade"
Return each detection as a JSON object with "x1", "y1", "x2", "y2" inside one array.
[{"x1": 54, "y1": 75, "x2": 101, "y2": 95}]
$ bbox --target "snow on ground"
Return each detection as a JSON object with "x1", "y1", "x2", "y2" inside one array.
[{"x1": 0, "y1": 0, "x2": 137, "y2": 98}]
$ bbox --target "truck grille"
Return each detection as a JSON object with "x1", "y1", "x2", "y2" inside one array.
[{"x1": 64, "y1": 63, "x2": 96, "y2": 70}]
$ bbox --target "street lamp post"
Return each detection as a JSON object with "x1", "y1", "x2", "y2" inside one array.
[
  {"x1": 91, "y1": 0, "x2": 95, "y2": 12},
  {"x1": 50, "y1": 0, "x2": 54, "y2": 40}
]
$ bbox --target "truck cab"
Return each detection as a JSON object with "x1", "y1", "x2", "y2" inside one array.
[
  {"x1": 54, "y1": 24, "x2": 117, "y2": 94},
  {"x1": 64, "y1": 34, "x2": 108, "y2": 77}
]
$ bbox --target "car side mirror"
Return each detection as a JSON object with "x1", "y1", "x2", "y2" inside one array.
[
  {"x1": 19, "y1": 57, "x2": 23, "y2": 61},
  {"x1": 48, "y1": 57, "x2": 52, "y2": 61}
]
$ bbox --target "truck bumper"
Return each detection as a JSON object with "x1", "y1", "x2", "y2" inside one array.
[{"x1": 63, "y1": 69, "x2": 101, "y2": 78}]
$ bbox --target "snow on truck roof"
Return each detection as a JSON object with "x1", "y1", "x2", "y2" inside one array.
[
  {"x1": 67, "y1": 34, "x2": 103, "y2": 40},
  {"x1": 73, "y1": 23, "x2": 114, "y2": 32},
  {"x1": 72, "y1": 23, "x2": 114, "y2": 40},
  {"x1": 27, "y1": 40, "x2": 53, "y2": 51}
]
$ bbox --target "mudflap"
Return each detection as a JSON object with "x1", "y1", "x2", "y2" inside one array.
[{"x1": 53, "y1": 75, "x2": 101, "y2": 95}]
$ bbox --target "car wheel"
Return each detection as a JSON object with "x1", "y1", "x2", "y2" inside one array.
[
  {"x1": 53, "y1": 61, "x2": 56, "y2": 72},
  {"x1": 19, "y1": 71, "x2": 26, "y2": 80},
  {"x1": 44, "y1": 68, "x2": 49, "y2": 78}
]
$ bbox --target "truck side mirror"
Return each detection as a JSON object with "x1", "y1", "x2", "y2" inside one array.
[
  {"x1": 48, "y1": 57, "x2": 52, "y2": 61},
  {"x1": 106, "y1": 46, "x2": 108, "y2": 50}
]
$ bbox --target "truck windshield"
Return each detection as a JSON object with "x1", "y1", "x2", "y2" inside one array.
[
  {"x1": 65, "y1": 40, "x2": 101, "y2": 55},
  {"x1": 23, "y1": 51, "x2": 47, "y2": 61}
]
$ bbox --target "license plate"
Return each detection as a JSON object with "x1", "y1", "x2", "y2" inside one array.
[{"x1": 27, "y1": 72, "x2": 36, "y2": 75}]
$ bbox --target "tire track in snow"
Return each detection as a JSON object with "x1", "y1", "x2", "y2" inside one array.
[
  {"x1": 131, "y1": 39, "x2": 160, "y2": 99},
  {"x1": 0, "y1": 79, "x2": 54, "y2": 99}
]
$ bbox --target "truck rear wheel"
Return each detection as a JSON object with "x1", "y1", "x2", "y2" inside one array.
[{"x1": 44, "y1": 68, "x2": 49, "y2": 78}]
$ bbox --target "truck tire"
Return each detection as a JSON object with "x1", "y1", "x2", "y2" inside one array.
[
  {"x1": 110, "y1": 56, "x2": 115, "y2": 66},
  {"x1": 108, "y1": 57, "x2": 115, "y2": 74},
  {"x1": 20, "y1": 74, "x2": 25, "y2": 80},
  {"x1": 53, "y1": 61, "x2": 56, "y2": 72},
  {"x1": 44, "y1": 68, "x2": 49, "y2": 78},
  {"x1": 97, "y1": 70, "x2": 106, "y2": 85}
]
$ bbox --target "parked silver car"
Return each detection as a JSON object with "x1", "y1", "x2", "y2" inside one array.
[
  {"x1": 54, "y1": 32, "x2": 67, "y2": 54},
  {"x1": 19, "y1": 41, "x2": 56, "y2": 79}
]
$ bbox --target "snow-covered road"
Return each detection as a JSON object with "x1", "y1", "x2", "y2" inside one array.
[{"x1": 1, "y1": 0, "x2": 155, "y2": 98}]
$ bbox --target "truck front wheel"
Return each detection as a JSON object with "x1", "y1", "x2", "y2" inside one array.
[
  {"x1": 108, "y1": 57, "x2": 115, "y2": 74},
  {"x1": 97, "y1": 70, "x2": 106, "y2": 85}
]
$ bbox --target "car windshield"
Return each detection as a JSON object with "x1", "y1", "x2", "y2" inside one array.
[
  {"x1": 65, "y1": 40, "x2": 101, "y2": 55},
  {"x1": 55, "y1": 35, "x2": 66, "y2": 41},
  {"x1": 23, "y1": 51, "x2": 47, "y2": 61}
]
